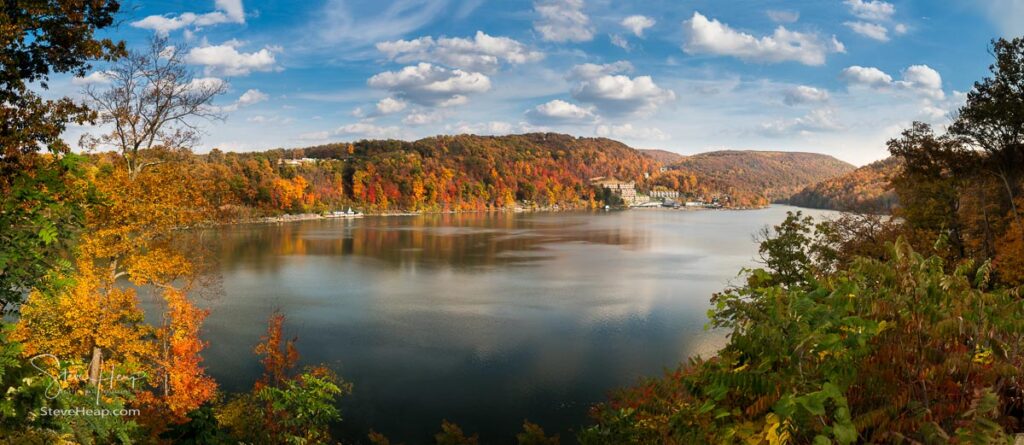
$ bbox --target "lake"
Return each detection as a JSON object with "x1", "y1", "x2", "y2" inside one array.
[{"x1": 188, "y1": 205, "x2": 833, "y2": 443}]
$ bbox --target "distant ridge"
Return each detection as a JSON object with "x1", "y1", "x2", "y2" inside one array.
[
  {"x1": 788, "y1": 157, "x2": 901, "y2": 213},
  {"x1": 667, "y1": 150, "x2": 856, "y2": 203},
  {"x1": 243, "y1": 133, "x2": 860, "y2": 210},
  {"x1": 639, "y1": 149, "x2": 686, "y2": 164}
]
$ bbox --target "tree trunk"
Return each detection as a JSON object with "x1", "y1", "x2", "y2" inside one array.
[
  {"x1": 999, "y1": 171, "x2": 1024, "y2": 234},
  {"x1": 88, "y1": 346, "x2": 102, "y2": 385}
]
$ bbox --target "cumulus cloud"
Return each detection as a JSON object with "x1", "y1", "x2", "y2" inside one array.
[
  {"x1": 840, "y1": 66, "x2": 893, "y2": 89},
  {"x1": 568, "y1": 61, "x2": 634, "y2": 80},
  {"x1": 595, "y1": 123, "x2": 669, "y2": 141},
  {"x1": 682, "y1": 12, "x2": 843, "y2": 66},
  {"x1": 621, "y1": 15, "x2": 655, "y2": 37},
  {"x1": 376, "y1": 97, "x2": 407, "y2": 114},
  {"x1": 526, "y1": 99, "x2": 595, "y2": 123},
  {"x1": 376, "y1": 31, "x2": 543, "y2": 74},
  {"x1": 567, "y1": 62, "x2": 674, "y2": 116},
  {"x1": 131, "y1": 0, "x2": 245, "y2": 34},
  {"x1": 186, "y1": 42, "x2": 280, "y2": 76},
  {"x1": 899, "y1": 65, "x2": 944, "y2": 100},
  {"x1": 760, "y1": 108, "x2": 844, "y2": 136},
  {"x1": 766, "y1": 10, "x2": 800, "y2": 24},
  {"x1": 841, "y1": 64, "x2": 944, "y2": 100},
  {"x1": 845, "y1": 21, "x2": 889, "y2": 41},
  {"x1": 71, "y1": 71, "x2": 113, "y2": 86},
  {"x1": 236, "y1": 88, "x2": 268, "y2": 106},
  {"x1": 844, "y1": 0, "x2": 895, "y2": 22},
  {"x1": 184, "y1": 77, "x2": 228, "y2": 93},
  {"x1": 784, "y1": 85, "x2": 830, "y2": 105},
  {"x1": 533, "y1": 0, "x2": 594, "y2": 43},
  {"x1": 212, "y1": 88, "x2": 267, "y2": 113},
  {"x1": 367, "y1": 63, "x2": 491, "y2": 107},
  {"x1": 403, "y1": 111, "x2": 444, "y2": 126}
]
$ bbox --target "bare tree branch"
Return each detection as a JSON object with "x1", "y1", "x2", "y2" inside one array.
[{"x1": 81, "y1": 35, "x2": 227, "y2": 179}]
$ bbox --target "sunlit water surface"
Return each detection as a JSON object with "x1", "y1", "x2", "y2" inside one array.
[{"x1": 170, "y1": 205, "x2": 834, "y2": 443}]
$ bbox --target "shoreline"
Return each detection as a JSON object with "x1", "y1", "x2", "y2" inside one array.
[{"x1": 237, "y1": 204, "x2": 773, "y2": 225}]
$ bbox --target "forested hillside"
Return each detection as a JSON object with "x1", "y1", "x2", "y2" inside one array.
[
  {"x1": 195, "y1": 133, "x2": 659, "y2": 214},
  {"x1": 171, "y1": 136, "x2": 861, "y2": 215},
  {"x1": 639, "y1": 148, "x2": 686, "y2": 164},
  {"x1": 666, "y1": 150, "x2": 856, "y2": 203},
  {"x1": 788, "y1": 157, "x2": 901, "y2": 213}
]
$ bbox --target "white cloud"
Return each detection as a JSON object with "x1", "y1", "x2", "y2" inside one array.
[
  {"x1": 403, "y1": 111, "x2": 444, "y2": 125},
  {"x1": 766, "y1": 10, "x2": 800, "y2": 24},
  {"x1": 682, "y1": 12, "x2": 842, "y2": 66},
  {"x1": 237, "y1": 89, "x2": 269, "y2": 106},
  {"x1": 131, "y1": 0, "x2": 245, "y2": 34},
  {"x1": 526, "y1": 99, "x2": 595, "y2": 123},
  {"x1": 841, "y1": 64, "x2": 944, "y2": 100},
  {"x1": 568, "y1": 61, "x2": 633, "y2": 80},
  {"x1": 376, "y1": 97, "x2": 407, "y2": 114},
  {"x1": 186, "y1": 43, "x2": 279, "y2": 76},
  {"x1": 211, "y1": 87, "x2": 267, "y2": 113},
  {"x1": 844, "y1": 0, "x2": 896, "y2": 22},
  {"x1": 595, "y1": 123, "x2": 668, "y2": 141},
  {"x1": 184, "y1": 77, "x2": 228, "y2": 93},
  {"x1": 367, "y1": 62, "x2": 491, "y2": 107},
  {"x1": 898, "y1": 65, "x2": 945, "y2": 100},
  {"x1": 215, "y1": 0, "x2": 245, "y2": 22},
  {"x1": 760, "y1": 108, "x2": 844, "y2": 136},
  {"x1": 893, "y1": 23, "x2": 909, "y2": 35},
  {"x1": 568, "y1": 62, "x2": 675, "y2": 116},
  {"x1": 621, "y1": 15, "x2": 655, "y2": 37},
  {"x1": 978, "y1": 0, "x2": 1024, "y2": 37},
  {"x1": 784, "y1": 85, "x2": 830, "y2": 105},
  {"x1": 448, "y1": 121, "x2": 515, "y2": 135},
  {"x1": 840, "y1": 66, "x2": 894, "y2": 89},
  {"x1": 247, "y1": 115, "x2": 293, "y2": 124},
  {"x1": 71, "y1": 71, "x2": 113, "y2": 86},
  {"x1": 376, "y1": 31, "x2": 543, "y2": 74},
  {"x1": 533, "y1": 0, "x2": 594, "y2": 43},
  {"x1": 609, "y1": 34, "x2": 630, "y2": 51},
  {"x1": 845, "y1": 21, "x2": 889, "y2": 41},
  {"x1": 336, "y1": 122, "x2": 403, "y2": 138}
]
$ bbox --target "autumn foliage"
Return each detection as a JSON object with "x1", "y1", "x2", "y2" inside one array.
[{"x1": 789, "y1": 157, "x2": 901, "y2": 214}]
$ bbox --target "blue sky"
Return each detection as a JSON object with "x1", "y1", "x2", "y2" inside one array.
[{"x1": 53, "y1": 0, "x2": 1024, "y2": 165}]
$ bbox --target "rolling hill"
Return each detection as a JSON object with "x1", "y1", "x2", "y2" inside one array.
[
  {"x1": 787, "y1": 157, "x2": 901, "y2": 213},
  {"x1": 666, "y1": 150, "x2": 857, "y2": 203},
  {"x1": 639, "y1": 149, "x2": 686, "y2": 164},
  {"x1": 208, "y1": 134, "x2": 863, "y2": 212}
]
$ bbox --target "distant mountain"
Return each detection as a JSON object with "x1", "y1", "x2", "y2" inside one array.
[
  {"x1": 232, "y1": 134, "x2": 861, "y2": 211},
  {"x1": 639, "y1": 149, "x2": 686, "y2": 164},
  {"x1": 788, "y1": 157, "x2": 901, "y2": 213},
  {"x1": 668, "y1": 150, "x2": 857, "y2": 203},
  {"x1": 254, "y1": 133, "x2": 659, "y2": 211}
]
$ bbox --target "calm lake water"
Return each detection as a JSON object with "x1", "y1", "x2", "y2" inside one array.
[{"x1": 188, "y1": 205, "x2": 833, "y2": 444}]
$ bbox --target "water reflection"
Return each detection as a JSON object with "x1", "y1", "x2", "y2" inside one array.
[
  {"x1": 188, "y1": 206, "x2": 832, "y2": 444},
  {"x1": 207, "y1": 212, "x2": 649, "y2": 274}
]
